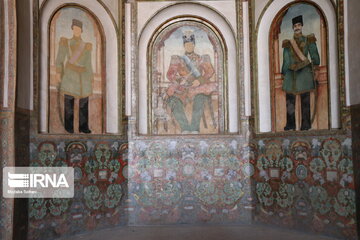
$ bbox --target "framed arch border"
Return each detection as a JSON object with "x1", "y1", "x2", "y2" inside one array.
[
  {"x1": 254, "y1": 0, "x2": 340, "y2": 134},
  {"x1": 148, "y1": 18, "x2": 227, "y2": 135},
  {"x1": 136, "y1": 2, "x2": 239, "y2": 135},
  {"x1": 38, "y1": 0, "x2": 120, "y2": 134}
]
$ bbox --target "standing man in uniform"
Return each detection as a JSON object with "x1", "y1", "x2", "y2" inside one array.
[
  {"x1": 166, "y1": 31, "x2": 217, "y2": 134},
  {"x1": 56, "y1": 19, "x2": 93, "y2": 134},
  {"x1": 282, "y1": 15, "x2": 320, "y2": 131}
]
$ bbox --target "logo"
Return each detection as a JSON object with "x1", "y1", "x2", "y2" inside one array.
[
  {"x1": 8, "y1": 173, "x2": 30, "y2": 188},
  {"x1": 8, "y1": 172, "x2": 69, "y2": 188},
  {"x1": 3, "y1": 167, "x2": 74, "y2": 198}
]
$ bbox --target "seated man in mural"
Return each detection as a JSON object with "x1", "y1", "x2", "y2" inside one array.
[
  {"x1": 56, "y1": 19, "x2": 93, "y2": 134},
  {"x1": 282, "y1": 15, "x2": 320, "y2": 131},
  {"x1": 166, "y1": 31, "x2": 217, "y2": 134}
]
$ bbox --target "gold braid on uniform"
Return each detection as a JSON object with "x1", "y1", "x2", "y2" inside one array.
[
  {"x1": 85, "y1": 43, "x2": 92, "y2": 51},
  {"x1": 307, "y1": 34, "x2": 317, "y2": 43},
  {"x1": 59, "y1": 37, "x2": 68, "y2": 46},
  {"x1": 282, "y1": 39, "x2": 291, "y2": 48}
]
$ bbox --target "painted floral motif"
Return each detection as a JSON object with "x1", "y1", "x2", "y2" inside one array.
[
  {"x1": 321, "y1": 139, "x2": 342, "y2": 170},
  {"x1": 29, "y1": 140, "x2": 128, "y2": 239},
  {"x1": 254, "y1": 137, "x2": 356, "y2": 239},
  {"x1": 334, "y1": 189, "x2": 356, "y2": 217},
  {"x1": 195, "y1": 181, "x2": 219, "y2": 205},
  {"x1": 84, "y1": 185, "x2": 103, "y2": 210},
  {"x1": 309, "y1": 186, "x2": 331, "y2": 214},
  {"x1": 29, "y1": 198, "x2": 47, "y2": 220},
  {"x1": 129, "y1": 139, "x2": 253, "y2": 224},
  {"x1": 38, "y1": 142, "x2": 57, "y2": 166}
]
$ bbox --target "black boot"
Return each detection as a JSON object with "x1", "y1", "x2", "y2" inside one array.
[
  {"x1": 284, "y1": 93, "x2": 296, "y2": 131},
  {"x1": 79, "y1": 97, "x2": 91, "y2": 134},
  {"x1": 300, "y1": 92, "x2": 311, "y2": 130},
  {"x1": 64, "y1": 94, "x2": 74, "y2": 133}
]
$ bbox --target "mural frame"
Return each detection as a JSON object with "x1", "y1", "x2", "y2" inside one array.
[
  {"x1": 135, "y1": 2, "x2": 240, "y2": 136},
  {"x1": 147, "y1": 16, "x2": 228, "y2": 136},
  {"x1": 269, "y1": 2, "x2": 330, "y2": 132}
]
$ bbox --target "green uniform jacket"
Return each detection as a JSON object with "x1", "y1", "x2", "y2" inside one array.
[
  {"x1": 56, "y1": 37, "x2": 93, "y2": 98},
  {"x1": 281, "y1": 34, "x2": 320, "y2": 94}
]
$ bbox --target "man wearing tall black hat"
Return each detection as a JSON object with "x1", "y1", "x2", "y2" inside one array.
[
  {"x1": 166, "y1": 30, "x2": 217, "y2": 134},
  {"x1": 56, "y1": 19, "x2": 93, "y2": 133},
  {"x1": 281, "y1": 15, "x2": 320, "y2": 131}
]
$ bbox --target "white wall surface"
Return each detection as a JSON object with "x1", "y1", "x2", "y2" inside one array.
[{"x1": 137, "y1": 0, "x2": 237, "y2": 38}]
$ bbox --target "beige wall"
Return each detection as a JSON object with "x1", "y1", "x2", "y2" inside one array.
[
  {"x1": 348, "y1": 0, "x2": 360, "y2": 105},
  {"x1": 16, "y1": 0, "x2": 33, "y2": 110}
]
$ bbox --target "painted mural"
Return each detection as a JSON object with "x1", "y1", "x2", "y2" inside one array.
[
  {"x1": 150, "y1": 20, "x2": 225, "y2": 135},
  {"x1": 49, "y1": 7, "x2": 104, "y2": 134},
  {"x1": 19, "y1": 1, "x2": 356, "y2": 240},
  {"x1": 254, "y1": 137, "x2": 356, "y2": 240},
  {"x1": 270, "y1": 3, "x2": 329, "y2": 132},
  {"x1": 28, "y1": 139, "x2": 128, "y2": 240},
  {"x1": 127, "y1": 136, "x2": 356, "y2": 239},
  {"x1": 128, "y1": 138, "x2": 253, "y2": 224}
]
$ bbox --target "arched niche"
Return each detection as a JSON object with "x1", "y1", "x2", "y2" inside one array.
[
  {"x1": 270, "y1": 2, "x2": 329, "y2": 132},
  {"x1": 137, "y1": 3, "x2": 238, "y2": 135},
  {"x1": 256, "y1": 0, "x2": 339, "y2": 133},
  {"x1": 148, "y1": 19, "x2": 227, "y2": 135},
  {"x1": 39, "y1": 0, "x2": 118, "y2": 134}
]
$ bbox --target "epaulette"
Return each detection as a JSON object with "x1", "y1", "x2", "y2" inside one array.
[
  {"x1": 170, "y1": 55, "x2": 181, "y2": 64},
  {"x1": 59, "y1": 37, "x2": 68, "y2": 46},
  {"x1": 307, "y1": 33, "x2": 317, "y2": 43},
  {"x1": 201, "y1": 54, "x2": 211, "y2": 62},
  {"x1": 85, "y1": 43, "x2": 92, "y2": 50},
  {"x1": 282, "y1": 39, "x2": 291, "y2": 48}
]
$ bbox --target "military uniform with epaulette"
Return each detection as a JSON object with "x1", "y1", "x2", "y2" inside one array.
[
  {"x1": 281, "y1": 15, "x2": 320, "y2": 131},
  {"x1": 55, "y1": 19, "x2": 93, "y2": 133}
]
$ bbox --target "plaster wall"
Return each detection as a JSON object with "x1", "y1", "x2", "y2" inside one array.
[
  {"x1": 16, "y1": 0, "x2": 33, "y2": 110},
  {"x1": 0, "y1": 1, "x2": 17, "y2": 239},
  {"x1": 348, "y1": 0, "x2": 360, "y2": 105},
  {"x1": 137, "y1": 0, "x2": 237, "y2": 38},
  {"x1": 253, "y1": 0, "x2": 268, "y2": 27},
  {"x1": 101, "y1": 0, "x2": 120, "y2": 26}
]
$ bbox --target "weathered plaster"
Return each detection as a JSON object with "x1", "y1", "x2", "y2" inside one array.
[
  {"x1": 0, "y1": 1, "x2": 17, "y2": 240},
  {"x1": 347, "y1": 0, "x2": 360, "y2": 106}
]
